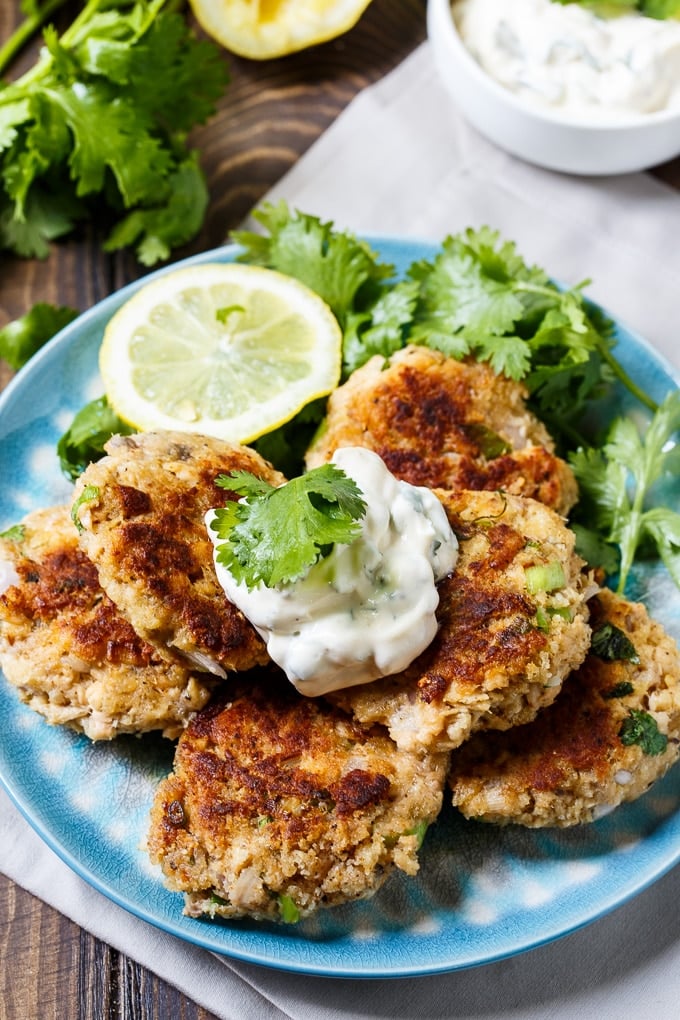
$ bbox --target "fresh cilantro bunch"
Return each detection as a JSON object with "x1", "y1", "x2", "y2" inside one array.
[
  {"x1": 551, "y1": 0, "x2": 680, "y2": 18},
  {"x1": 211, "y1": 465, "x2": 367, "y2": 588},
  {"x1": 570, "y1": 391, "x2": 680, "y2": 593},
  {"x1": 0, "y1": 0, "x2": 229, "y2": 264}
]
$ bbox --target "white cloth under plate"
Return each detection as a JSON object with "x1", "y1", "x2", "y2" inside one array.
[{"x1": 2, "y1": 40, "x2": 680, "y2": 1020}]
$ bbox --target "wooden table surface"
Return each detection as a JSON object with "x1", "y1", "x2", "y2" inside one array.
[{"x1": 1, "y1": 2, "x2": 679, "y2": 1018}]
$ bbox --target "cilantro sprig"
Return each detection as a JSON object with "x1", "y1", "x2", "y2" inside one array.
[
  {"x1": 406, "y1": 227, "x2": 655, "y2": 431},
  {"x1": 0, "y1": 301, "x2": 77, "y2": 370},
  {"x1": 234, "y1": 204, "x2": 655, "y2": 452},
  {"x1": 570, "y1": 391, "x2": 680, "y2": 592},
  {"x1": 57, "y1": 395, "x2": 135, "y2": 481},
  {"x1": 0, "y1": 0, "x2": 228, "y2": 264},
  {"x1": 211, "y1": 465, "x2": 367, "y2": 588}
]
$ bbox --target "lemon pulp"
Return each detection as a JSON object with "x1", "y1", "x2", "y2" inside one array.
[{"x1": 99, "y1": 262, "x2": 342, "y2": 443}]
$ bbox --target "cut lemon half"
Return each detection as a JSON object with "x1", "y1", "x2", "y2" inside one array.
[
  {"x1": 99, "y1": 263, "x2": 342, "y2": 444},
  {"x1": 189, "y1": 0, "x2": 374, "y2": 60}
]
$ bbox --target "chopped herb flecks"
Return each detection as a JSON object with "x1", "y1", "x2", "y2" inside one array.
[
  {"x1": 619, "y1": 709, "x2": 668, "y2": 756},
  {"x1": 591, "y1": 623, "x2": 640, "y2": 664},
  {"x1": 602, "y1": 681, "x2": 635, "y2": 700}
]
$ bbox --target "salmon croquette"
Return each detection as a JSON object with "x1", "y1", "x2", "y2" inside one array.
[
  {"x1": 327, "y1": 489, "x2": 594, "y2": 754},
  {"x1": 146, "y1": 670, "x2": 448, "y2": 921},
  {"x1": 0, "y1": 506, "x2": 213, "y2": 740},
  {"x1": 305, "y1": 346, "x2": 578, "y2": 514},
  {"x1": 448, "y1": 588, "x2": 680, "y2": 827},
  {"x1": 72, "y1": 431, "x2": 285, "y2": 677}
]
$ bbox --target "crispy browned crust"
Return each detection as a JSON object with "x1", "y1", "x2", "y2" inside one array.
[
  {"x1": 327, "y1": 489, "x2": 592, "y2": 753},
  {"x1": 146, "y1": 670, "x2": 448, "y2": 921},
  {"x1": 0, "y1": 506, "x2": 214, "y2": 739},
  {"x1": 306, "y1": 346, "x2": 577, "y2": 514},
  {"x1": 73, "y1": 432, "x2": 285, "y2": 676},
  {"x1": 449, "y1": 589, "x2": 680, "y2": 826}
]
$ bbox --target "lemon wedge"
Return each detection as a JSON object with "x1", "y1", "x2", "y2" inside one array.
[
  {"x1": 99, "y1": 262, "x2": 342, "y2": 443},
  {"x1": 189, "y1": 0, "x2": 374, "y2": 60}
]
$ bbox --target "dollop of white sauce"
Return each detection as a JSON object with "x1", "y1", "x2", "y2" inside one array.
[
  {"x1": 207, "y1": 447, "x2": 458, "y2": 696},
  {"x1": 453, "y1": 0, "x2": 680, "y2": 119}
]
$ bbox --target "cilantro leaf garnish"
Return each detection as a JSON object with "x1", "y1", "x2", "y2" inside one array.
[
  {"x1": 0, "y1": 1, "x2": 228, "y2": 264},
  {"x1": 57, "y1": 395, "x2": 135, "y2": 481},
  {"x1": 570, "y1": 391, "x2": 680, "y2": 592},
  {"x1": 342, "y1": 280, "x2": 420, "y2": 377},
  {"x1": 407, "y1": 227, "x2": 654, "y2": 433},
  {"x1": 619, "y1": 709, "x2": 668, "y2": 756},
  {"x1": 0, "y1": 302, "x2": 78, "y2": 370},
  {"x1": 211, "y1": 464, "x2": 367, "y2": 588}
]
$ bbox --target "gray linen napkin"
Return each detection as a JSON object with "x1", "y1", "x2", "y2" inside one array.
[{"x1": 2, "y1": 40, "x2": 680, "y2": 1020}]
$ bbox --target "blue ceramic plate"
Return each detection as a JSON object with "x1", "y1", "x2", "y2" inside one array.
[{"x1": 1, "y1": 239, "x2": 679, "y2": 978}]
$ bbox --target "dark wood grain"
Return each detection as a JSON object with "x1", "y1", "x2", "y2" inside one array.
[
  {"x1": 1, "y1": 2, "x2": 679, "y2": 1018},
  {"x1": 0, "y1": 2, "x2": 426, "y2": 1018}
]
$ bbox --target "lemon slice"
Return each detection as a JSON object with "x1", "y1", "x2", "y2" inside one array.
[
  {"x1": 99, "y1": 263, "x2": 342, "y2": 443},
  {"x1": 189, "y1": 0, "x2": 374, "y2": 60}
]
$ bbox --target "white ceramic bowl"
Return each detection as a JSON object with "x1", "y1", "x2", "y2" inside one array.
[{"x1": 427, "y1": 0, "x2": 680, "y2": 175}]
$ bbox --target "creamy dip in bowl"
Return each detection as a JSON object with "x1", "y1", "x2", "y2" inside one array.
[{"x1": 427, "y1": 0, "x2": 680, "y2": 174}]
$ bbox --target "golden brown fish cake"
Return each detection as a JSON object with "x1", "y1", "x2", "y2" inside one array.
[
  {"x1": 327, "y1": 489, "x2": 593, "y2": 754},
  {"x1": 306, "y1": 346, "x2": 577, "y2": 514},
  {"x1": 449, "y1": 589, "x2": 680, "y2": 827},
  {"x1": 146, "y1": 670, "x2": 448, "y2": 922},
  {"x1": 0, "y1": 506, "x2": 214, "y2": 740},
  {"x1": 73, "y1": 431, "x2": 285, "y2": 677}
]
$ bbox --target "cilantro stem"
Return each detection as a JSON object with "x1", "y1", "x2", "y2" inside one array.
[
  {"x1": 599, "y1": 343, "x2": 658, "y2": 414},
  {"x1": 0, "y1": 0, "x2": 68, "y2": 79},
  {"x1": 616, "y1": 507, "x2": 643, "y2": 595},
  {"x1": 0, "y1": 0, "x2": 184, "y2": 89}
]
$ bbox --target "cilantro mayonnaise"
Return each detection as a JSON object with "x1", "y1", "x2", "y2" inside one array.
[
  {"x1": 207, "y1": 447, "x2": 458, "y2": 696},
  {"x1": 453, "y1": 0, "x2": 680, "y2": 119}
]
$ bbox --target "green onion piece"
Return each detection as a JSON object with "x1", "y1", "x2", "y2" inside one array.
[
  {"x1": 278, "y1": 894, "x2": 300, "y2": 924},
  {"x1": 407, "y1": 820, "x2": 429, "y2": 849},
  {"x1": 464, "y1": 423, "x2": 512, "y2": 459},
  {"x1": 536, "y1": 605, "x2": 574, "y2": 632},
  {"x1": 525, "y1": 561, "x2": 566, "y2": 594},
  {"x1": 70, "y1": 485, "x2": 99, "y2": 532}
]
